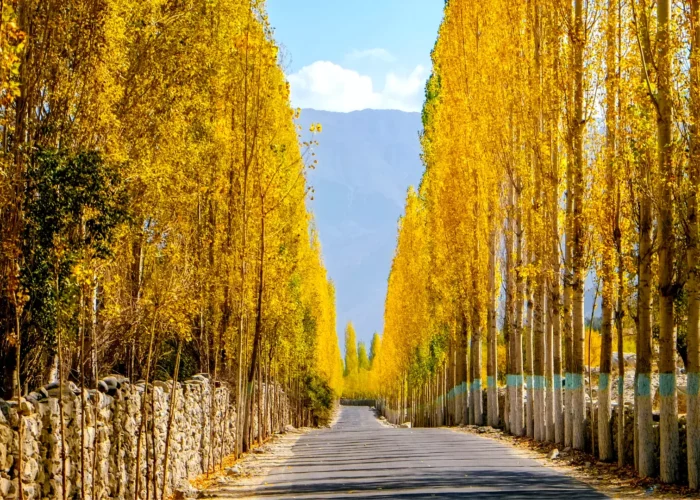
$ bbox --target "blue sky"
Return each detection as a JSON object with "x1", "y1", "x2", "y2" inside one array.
[{"x1": 266, "y1": 1, "x2": 444, "y2": 112}]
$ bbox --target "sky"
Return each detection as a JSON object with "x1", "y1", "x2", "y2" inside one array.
[
  {"x1": 265, "y1": 1, "x2": 444, "y2": 351},
  {"x1": 266, "y1": 1, "x2": 445, "y2": 113}
]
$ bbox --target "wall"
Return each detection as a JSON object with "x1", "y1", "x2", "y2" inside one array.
[{"x1": 0, "y1": 375, "x2": 290, "y2": 499}]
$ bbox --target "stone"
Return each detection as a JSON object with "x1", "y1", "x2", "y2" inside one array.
[
  {"x1": 547, "y1": 449, "x2": 559, "y2": 460},
  {"x1": 25, "y1": 392, "x2": 44, "y2": 404},
  {"x1": 19, "y1": 399, "x2": 34, "y2": 415},
  {"x1": 225, "y1": 465, "x2": 241, "y2": 476},
  {"x1": 0, "y1": 476, "x2": 13, "y2": 496},
  {"x1": 0, "y1": 375, "x2": 291, "y2": 499},
  {"x1": 21, "y1": 456, "x2": 38, "y2": 482},
  {"x1": 399, "y1": 422, "x2": 412, "y2": 429},
  {"x1": 173, "y1": 483, "x2": 199, "y2": 499},
  {"x1": 0, "y1": 442, "x2": 9, "y2": 471}
]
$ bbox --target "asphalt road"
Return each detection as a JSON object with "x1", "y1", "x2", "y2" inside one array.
[{"x1": 207, "y1": 405, "x2": 607, "y2": 499}]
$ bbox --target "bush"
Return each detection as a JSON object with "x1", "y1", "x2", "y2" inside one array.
[{"x1": 304, "y1": 372, "x2": 335, "y2": 426}]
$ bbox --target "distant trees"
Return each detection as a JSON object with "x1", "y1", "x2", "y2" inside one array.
[{"x1": 342, "y1": 323, "x2": 379, "y2": 398}]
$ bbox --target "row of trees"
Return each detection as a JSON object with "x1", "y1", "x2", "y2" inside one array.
[
  {"x1": 374, "y1": 0, "x2": 700, "y2": 487},
  {"x1": 342, "y1": 322, "x2": 380, "y2": 398},
  {"x1": 0, "y1": 0, "x2": 343, "y2": 490}
]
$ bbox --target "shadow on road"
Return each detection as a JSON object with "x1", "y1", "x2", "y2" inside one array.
[{"x1": 210, "y1": 406, "x2": 607, "y2": 499}]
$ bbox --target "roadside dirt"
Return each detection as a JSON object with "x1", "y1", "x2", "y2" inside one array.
[
  {"x1": 194, "y1": 406, "x2": 341, "y2": 498},
  {"x1": 451, "y1": 425, "x2": 699, "y2": 499}
]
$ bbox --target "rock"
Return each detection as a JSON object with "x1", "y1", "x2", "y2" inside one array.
[
  {"x1": 584, "y1": 461, "x2": 591, "y2": 467},
  {"x1": 0, "y1": 477, "x2": 13, "y2": 497},
  {"x1": 154, "y1": 380, "x2": 171, "y2": 391},
  {"x1": 379, "y1": 416, "x2": 386, "y2": 421},
  {"x1": 0, "y1": 374, "x2": 292, "y2": 500},
  {"x1": 399, "y1": 422, "x2": 412, "y2": 429},
  {"x1": 173, "y1": 483, "x2": 199, "y2": 499},
  {"x1": 284, "y1": 424, "x2": 296, "y2": 433},
  {"x1": 21, "y1": 456, "x2": 38, "y2": 482},
  {"x1": 18, "y1": 399, "x2": 34, "y2": 415},
  {"x1": 24, "y1": 392, "x2": 44, "y2": 404},
  {"x1": 0, "y1": 442, "x2": 10, "y2": 471},
  {"x1": 102, "y1": 376, "x2": 121, "y2": 391},
  {"x1": 548, "y1": 448, "x2": 559, "y2": 460},
  {"x1": 225, "y1": 465, "x2": 242, "y2": 476}
]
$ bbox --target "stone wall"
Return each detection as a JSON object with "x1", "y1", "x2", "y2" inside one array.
[{"x1": 0, "y1": 374, "x2": 290, "y2": 499}]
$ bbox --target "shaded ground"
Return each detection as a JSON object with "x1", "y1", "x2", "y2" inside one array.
[
  {"x1": 202, "y1": 406, "x2": 607, "y2": 499},
  {"x1": 453, "y1": 425, "x2": 699, "y2": 498}
]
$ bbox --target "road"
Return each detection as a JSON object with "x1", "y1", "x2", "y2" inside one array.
[{"x1": 206, "y1": 405, "x2": 607, "y2": 499}]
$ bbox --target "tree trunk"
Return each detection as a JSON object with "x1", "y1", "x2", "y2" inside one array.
[
  {"x1": 504, "y1": 187, "x2": 514, "y2": 434},
  {"x1": 656, "y1": 0, "x2": 679, "y2": 484},
  {"x1": 570, "y1": 0, "x2": 586, "y2": 452},
  {"x1": 457, "y1": 315, "x2": 468, "y2": 425},
  {"x1": 598, "y1": 0, "x2": 617, "y2": 463},
  {"x1": 687, "y1": 0, "x2": 700, "y2": 488},
  {"x1": 512, "y1": 181, "x2": 525, "y2": 437},
  {"x1": 487, "y1": 226, "x2": 499, "y2": 428},
  {"x1": 534, "y1": 272, "x2": 546, "y2": 442},
  {"x1": 637, "y1": 148, "x2": 655, "y2": 477},
  {"x1": 471, "y1": 309, "x2": 483, "y2": 426},
  {"x1": 525, "y1": 270, "x2": 534, "y2": 439},
  {"x1": 531, "y1": 0, "x2": 546, "y2": 444}
]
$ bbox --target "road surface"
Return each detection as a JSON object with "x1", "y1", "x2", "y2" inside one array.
[{"x1": 206, "y1": 405, "x2": 607, "y2": 499}]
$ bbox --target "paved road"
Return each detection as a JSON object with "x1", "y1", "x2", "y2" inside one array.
[{"x1": 208, "y1": 406, "x2": 607, "y2": 499}]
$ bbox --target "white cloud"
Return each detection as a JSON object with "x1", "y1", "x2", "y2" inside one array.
[
  {"x1": 287, "y1": 61, "x2": 427, "y2": 112},
  {"x1": 346, "y1": 48, "x2": 397, "y2": 63}
]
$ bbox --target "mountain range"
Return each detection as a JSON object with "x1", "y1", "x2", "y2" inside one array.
[{"x1": 297, "y1": 109, "x2": 424, "y2": 349}]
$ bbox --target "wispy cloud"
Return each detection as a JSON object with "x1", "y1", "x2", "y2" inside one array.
[
  {"x1": 346, "y1": 48, "x2": 397, "y2": 63},
  {"x1": 287, "y1": 61, "x2": 427, "y2": 112}
]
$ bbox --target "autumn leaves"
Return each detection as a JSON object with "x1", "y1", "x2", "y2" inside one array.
[{"x1": 376, "y1": 0, "x2": 700, "y2": 488}]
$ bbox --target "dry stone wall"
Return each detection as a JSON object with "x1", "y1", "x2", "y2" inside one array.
[{"x1": 0, "y1": 374, "x2": 290, "y2": 499}]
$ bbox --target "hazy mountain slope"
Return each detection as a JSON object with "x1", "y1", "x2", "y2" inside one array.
[{"x1": 298, "y1": 109, "x2": 424, "y2": 347}]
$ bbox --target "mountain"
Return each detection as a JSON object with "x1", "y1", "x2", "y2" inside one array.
[{"x1": 297, "y1": 109, "x2": 424, "y2": 348}]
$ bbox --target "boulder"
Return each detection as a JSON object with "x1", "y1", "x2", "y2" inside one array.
[{"x1": 399, "y1": 422, "x2": 412, "y2": 429}]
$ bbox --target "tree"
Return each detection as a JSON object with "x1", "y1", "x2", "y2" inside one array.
[
  {"x1": 358, "y1": 342, "x2": 370, "y2": 371},
  {"x1": 369, "y1": 332, "x2": 381, "y2": 369},
  {"x1": 344, "y1": 322, "x2": 359, "y2": 377},
  {"x1": 687, "y1": 0, "x2": 700, "y2": 488}
]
